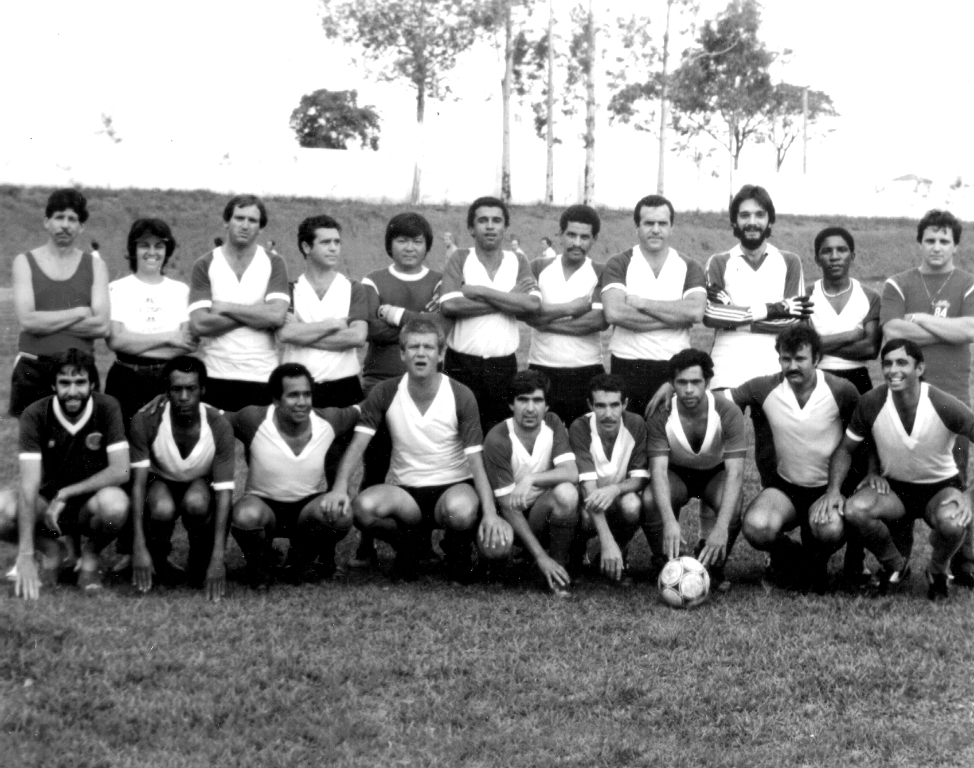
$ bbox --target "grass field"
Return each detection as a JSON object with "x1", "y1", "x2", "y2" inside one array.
[{"x1": 3, "y1": 186, "x2": 974, "y2": 767}]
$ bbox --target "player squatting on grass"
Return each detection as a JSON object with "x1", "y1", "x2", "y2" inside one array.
[{"x1": 5, "y1": 188, "x2": 974, "y2": 603}]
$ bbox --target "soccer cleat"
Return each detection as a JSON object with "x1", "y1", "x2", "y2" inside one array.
[
  {"x1": 927, "y1": 572, "x2": 949, "y2": 602},
  {"x1": 547, "y1": 579, "x2": 572, "y2": 599},
  {"x1": 952, "y1": 571, "x2": 974, "y2": 589},
  {"x1": 348, "y1": 538, "x2": 379, "y2": 569},
  {"x1": 440, "y1": 533, "x2": 474, "y2": 585},
  {"x1": 76, "y1": 568, "x2": 104, "y2": 593},
  {"x1": 876, "y1": 563, "x2": 911, "y2": 595},
  {"x1": 390, "y1": 551, "x2": 420, "y2": 582}
]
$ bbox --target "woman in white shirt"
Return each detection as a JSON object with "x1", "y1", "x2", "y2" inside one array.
[{"x1": 106, "y1": 219, "x2": 196, "y2": 426}]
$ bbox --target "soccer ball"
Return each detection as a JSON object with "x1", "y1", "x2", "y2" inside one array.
[{"x1": 657, "y1": 556, "x2": 710, "y2": 609}]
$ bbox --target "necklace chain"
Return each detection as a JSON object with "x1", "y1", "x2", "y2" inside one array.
[
  {"x1": 821, "y1": 280, "x2": 853, "y2": 298},
  {"x1": 918, "y1": 268, "x2": 954, "y2": 306}
]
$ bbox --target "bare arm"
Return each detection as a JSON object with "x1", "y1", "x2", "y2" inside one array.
[
  {"x1": 465, "y1": 452, "x2": 511, "y2": 551},
  {"x1": 12, "y1": 254, "x2": 89, "y2": 334},
  {"x1": 276, "y1": 315, "x2": 349, "y2": 345},
  {"x1": 206, "y1": 488, "x2": 233, "y2": 600},
  {"x1": 528, "y1": 295, "x2": 593, "y2": 323},
  {"x1": 190, "y1": 307, "x2": 242, "y2": 338},
  {"x1": 108, "y1": 321, "x2": 196, "y2": 356},
  {"x1": 649, "y1": 455, "x2": 682, "y2": 559},
  {"x1": 57, "y1": 448, "x2": 130, "y2": 501},
  {"x1": 439, "y1": 296, "x2": 497, "y2": 318},
  {"x1": 211, "y1": 298, "x2": 288, "y2": 330},
  {"x1": 602, "y1": 290, "x2": 671, "y2": 332},
  {"x1": 529, "y1": 310, "x2": 609, "y2": 336},
  {"x1": 910, "y1": 314, "x2": 974, "y2": 345},
  {"x1": 14, "y1": 460, "x2": 42, "y2": 600},
  {"x1": 68, "y1": 257, "x2": 111, "y2": 339},
  {"x1": 625, "y1": 291, "x2": 705, "y2": 325},
  {"x1": 821, "y1": 319, "x2": 880, "y2": 361},
  {"x1": 880, "y1": 318, "x2": 939, "y2": 346},
  {"x1": 463, "y1": 284, "x2": 541, "y2": 317},
  {"x1": 303, "y1": 320, "x2": 368, "y2": 351}
]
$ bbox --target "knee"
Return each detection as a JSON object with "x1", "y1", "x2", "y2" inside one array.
[
  {"x1": 550, "y1": 483, "x2": 579, "y2": 521},
  {"x1": 352, "y1": 493, "x2": 382, "y2": 529},
  {"x1": 842, "y1": 492, "x2": 876, "y2": 527},
  {"x1": 742, "y1": 508, "x2": 780, "y2": 549},
  {"x1": 232, "y1": 498, "x2": 266, "y2": 530},
  {"x1": 0, "y1": 488, "x2": 18, "y2": 540},
  {"x1": 810, "y1": 516, "x2": 845, "y2": 547},
  {"x1": 931, "y1": 500, "x2": 967, "y2": 540},
  {"x1": 616, "y1": 493, "x2": 643, "y2": 527},
  {"x1": 479, "y1": 520, "x2": 514, "y2": 561},
  {"x1": 305, "y1": 498, "x2": 353, "y2": 533},
  {"x1": 439, "y1": 496, "x2": 478, "y2": 531},
  {"x1": 181, "y1": 487, "x2": 212, "y2": 521},
  {"x1": 93, "y1": 488, "x2": 129, "y2": 529}
]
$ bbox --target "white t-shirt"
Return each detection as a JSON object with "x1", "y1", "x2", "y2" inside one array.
[{"x1": 109, "y1": 274, "x2": 190, "y2": 335}]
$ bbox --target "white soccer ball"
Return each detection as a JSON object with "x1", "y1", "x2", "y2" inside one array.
[{"x1": 657, "y1": 556, "x2": 710, "y2": 609}]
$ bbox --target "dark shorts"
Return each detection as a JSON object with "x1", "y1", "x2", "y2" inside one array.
[
  {"x1": 888, "y1": 476, "x2": 963, "y2": 520},
  {"x1": 312, "y1": 375, "x2": 364, "y2": 409},
  {"x1": 766, "y1": 475, "x2": 828, "y2": 520},
  {"x1": 671, "y1": 463, "x2": 725, "y2": 501},
  {"x1": 37, "y1": 491, "x2": 96, "y2": 538},
  {"x1": 254, "y1": 494, "x2": 321, "y2": 537},
  {"x1": 399, "y1": 480, "x2": 473, "y2": 525},
  {"x1": 443, "y1": 349, "x2": 517, "y2": 434},
  {"x1": 10, "y1": 354, "x2": 55, "y2": 417},
  {"x1": 609, "y1": 356, "x2": 670, "y2": 419},
  {"x1": 822, "y1": 366, "x2": 873, "y2": 395},
  {"x1": 528, "y1": 363, "x2": 606, "y2": 427},
  {"x1": 205, "y1": 378, "x2": 270, "y2": 412},
  {"x1": 105, "y1": 355, "x2": 171, "y2": 429}
]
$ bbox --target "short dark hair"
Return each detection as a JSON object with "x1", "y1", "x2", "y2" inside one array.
[
  {"x1": 385, "y1": 212, "x2": 433, "y2": 256},
  {"x1": 813, "y1": 226, "x2": 855, "y2": 257},
  {"x1": 881, "y1": 338, "x2": 924, "y2": 366},
  {"x1": 297, "y1": 214, "x2": 341, "y2": 257},
  {"x1": 49, "y1": 348, "x2": 100, "y2": 391},
  {"x1": 587, "y1": 373, "x2": 627, "y2": 402},
  {"x1": 91, "y1": 240, "x2": 100, "y2": 250},
  {"x1": 668, "y1": 348, "x2": 714, "y2": 382},
  {"x1": 559, "y1": 205, "x2": 601, "y2": 238},
  {"x1": 541, "y1": 237, "x2": 553, "y2": 248},
  {"x1": 46, "y1": 188, "x2": 89, "y2": 223},
  {"x1": 126, "y1": 218, "x2": 177, "y2": 273},
  {"x1": 400, "y1": 317, "x2": 445, "y2": 351},
  {"x1": 162, "y1": 356, "x2": 208, "y2": 390},
  {"x1": 508, "y1": 369, "x2": 550, "y2": 404},
  {"x1": 917, "y1": 209, "x2": 962, "y2": 245},
  {"x1": 214, "y1": 237, "x2": 224, "y2": 247},
  {"x1": 775, "y1": 325, "x2": 822, "y2": 360},
  {"x1": 222, "y1": 194, "x2": 268, "y2": 229},
  {"x1": 729, "y1": 185, "x2": 776, "y2": 226},
  {"x1": 268, "y1": 363, "x2": 313, "y2": 401},
  {"x1": 466, "y1": 196, "x2": 510, "y2": 228},
  {"x1": 633, "y1": 195, "x2": 675, "y2": 227}
]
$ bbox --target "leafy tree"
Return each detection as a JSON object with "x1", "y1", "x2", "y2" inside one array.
[
  {"x1": 321, "y1": 0, "x2": 494, "y2": 204},
  {"x1": 289, "y1": 89, "x2": 381, "y2": 150},
  {"x1": 668, "y1": 0, "x2": 775, "y2": 195},
  {"x1": 764, "y1": 83, "x2": 837, "y2": 172}
]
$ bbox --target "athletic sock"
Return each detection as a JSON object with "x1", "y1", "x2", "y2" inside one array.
[{"x1": 548, "y1": 521, "x2": 576, "y2": 568}]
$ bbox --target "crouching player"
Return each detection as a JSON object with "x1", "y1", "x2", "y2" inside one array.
[
  {"x1": 643, "y1": 350, "x2": 746, "y2": 590},
  {"x1": 128, "y1": 357, "x2": 235, "y2": 598},
  {"x1": 323, "y1": 318, "x2": 511, "y2": 582},
  {"x1": 228, "y1": 363, "x2": 361, "y2": 588},
  {"x1": 568, "y1": 374, "x2": 649, "y2": 584},
  {"x1": 3, "y1": 349, "x2": 129, "y2": 598},
  {"x1": 483, "y1": 371, "x2": 579, "y2": 596},
  {"x1": 812, "y1": 339, "x2": 974, "y2": 600}
]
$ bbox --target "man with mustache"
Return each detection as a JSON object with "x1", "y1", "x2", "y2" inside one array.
[
  {"x1": 601, "y1": 195, "x2": 707, "y2": 418},
  {"x1": 10, "y1": 188, "x2": 111, "y2": 417},
  {"x1": 524, "y1": 205, "x2": 607, "y2": 427},
  {"x1": 3, "y1": 349, "x2": 130, "y2": 599},
  {"x1": 732, "y1": 326, "x2": 860, "y2": 592},
  {"x1": 704, "y1": 185, "x2": 813, "y2": 391}
]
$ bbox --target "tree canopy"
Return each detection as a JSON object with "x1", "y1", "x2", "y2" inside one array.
[{"x1": 289, "y1": 89, "x2": 381, "y2": 150}]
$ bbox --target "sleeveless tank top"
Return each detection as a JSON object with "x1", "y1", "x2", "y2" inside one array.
[{"x1": 18, "y1": 251, "x2": 95, "y2": 356}]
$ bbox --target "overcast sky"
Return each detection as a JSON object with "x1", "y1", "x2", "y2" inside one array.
[{"x1": 1, "y1": 0, "x2": 971, "y2": 211}]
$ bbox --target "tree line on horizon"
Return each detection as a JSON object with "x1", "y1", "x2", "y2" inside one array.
[{"x1": 289, "y1": 0, "x2": 838, "y2": 206}]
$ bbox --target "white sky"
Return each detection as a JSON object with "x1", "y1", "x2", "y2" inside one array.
[{"x1": 1, "y1": 0, "x2": 972, "y2": 212}]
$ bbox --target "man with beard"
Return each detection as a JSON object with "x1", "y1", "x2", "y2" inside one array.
[
  {"x1": 525, "y1": 205, "x2": 607, "y2": 426},
  {"x1": 10, "y1": 188, "x2": 111, "y2": 416},
  {"x1": 440, "y1": 196, "x2": 542, "y2": 433},
  {"x1": 601, "y1": 195, "x2": 707, "y2": 417},
  {"x1": 128, "y1": 357, "x2": 235, "y2": 599},
  {"x1": 188, "y1": 194, "x2": 290, "y2": 411},
  {"x1": 813, "y1": 339, "x2": 974, "y2": 600},
  {"x1": 569, "y1": 373, "x2": 649, "y2": 585},
  {"x1": 3, "y1": 349, "x2": 130, "y2": 599},
  {"x1": 734, "y1": 326, "x2": 860, "y2": 592},
  {"x1": 704, "y1": 185, "x2": 812, "y2": 391}
]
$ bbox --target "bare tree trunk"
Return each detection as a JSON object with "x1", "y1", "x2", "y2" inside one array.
[
  {"x1": 411, "y1": 3, "x2": 427, "y2": 204},
  {"x1": 544, "y1": 0, "x2": 554, "y2": 205},
  {"x1": 582, "y1": 0, "x2": 596, "y2": 205},
  {"x1": 657, "y1": 0, "x2": 673, "y2": 195},
  {"x1": 727, "y1": 122, "x2": 734, "y2": 203},
  {"x1": 501, "y1": 0, "x2": 513, "y2": 203}
]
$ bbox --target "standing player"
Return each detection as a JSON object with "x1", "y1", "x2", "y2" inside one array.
[
  {"x1": 278, "y1": 215, "x2": 368, "y2": 408},
  {"x1": 525, "y1": 204, "x2": 607, "y2": 426},
  {"x1": 734, "y1": 326, "x2": 860, "y2": 591},
  {"x1": 813, "y1": 340, "x2": 974, "y2": 600},
  {"x1": 808, "y1": 226, "x2": 881, "y2": 393},
  {"x1": 440, "y1": 196, "x2": 542, "y2": 432},
  {"x1": 643, "y1": 349, "x2": 747, "y2": 588},
  {"x1": 227, "y1": 364, "x2": 361, "y2": 588},
  {"x1": 704, "y1": 185, "x2": 812, "y2": 391},
  {"x1": 10, "y1": 189, "x2": 110, "y2": 416},
  {"x1": 483, "y1": 371, "x2": 579, "y2": 596},
  {"x1": 569, "y1": 374, "x2": 649, "y2": 584},
  {"x1": 3, "y1": 349, "x2": 130, "y2": 599},
  {"x1": 128, "y1": 357, "x2": 235, "y2": 599},
  {"x1": 322, "y1": 319, "x2": 512, "y2": 582},
  {"x1": 188, "y1": 194, "x2": 290, "y2": 411},
  {"x1": 355, "y1": 212, "x2": 443, "y2": 567},
  {"x1": 880, "y1": 210, "x2": 974, "y2": 582},
  {"x1": 106, "y1": 219, "x2": 196, "y2": 427},
  {"x1": 601, "y1": 195, "x2": 706, "y2": 417}
]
